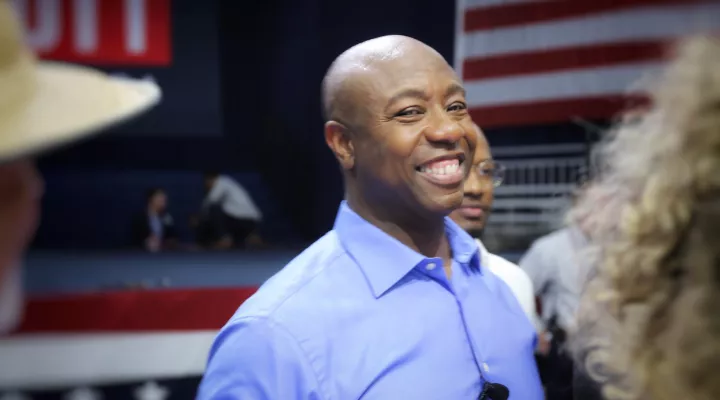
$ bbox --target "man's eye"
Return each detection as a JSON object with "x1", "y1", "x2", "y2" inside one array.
[
  {"x1": 396, "y1": 108, "x2": 422, "y2": 117},
  {"x1": 448, "y1": 102, "x2": 467, "y2": 112},
  {"x1": 479, "y1": 168, "x2": 495, "y2": 175}
]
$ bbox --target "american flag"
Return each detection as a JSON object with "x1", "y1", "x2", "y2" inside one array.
[
  {"x1": 455, "y1": 0, "x2": 720, "y2": 128},
  {"x1": 0, "y1": 288, "x2": 256, "y2": 400}
]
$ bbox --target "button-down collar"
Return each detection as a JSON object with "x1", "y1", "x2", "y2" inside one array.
[{"x1": 333, "y1": 201, "x2": 480, "y2": 297}]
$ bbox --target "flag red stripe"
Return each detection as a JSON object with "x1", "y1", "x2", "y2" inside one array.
[
  {"x1": 470, "y1": 94, "x2": 650, "y2": 128},
  {"x1": 26, "y1": 0, "x2": 37, "y2": 30},
  {"x1": 13, "y1": 287, "x2": 259, "y2": 333},
  {"x1": 464, "y1": 0, "x2": 702, "y2": 32},
  {"x1": 143, "y1": 0, "x2": 172, "y2": 65},
  {"x1": 462, "y1": 40, "x2": 670, "y2": 80}
]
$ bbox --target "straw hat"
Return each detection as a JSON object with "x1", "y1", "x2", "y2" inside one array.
[{"x1": 0, "y1": 1, "x2": 161, "y2": 163}]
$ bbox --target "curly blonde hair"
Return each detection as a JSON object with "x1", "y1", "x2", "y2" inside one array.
[{"x1": 571, "y1": 35, "x2": 720, "y2": 400}]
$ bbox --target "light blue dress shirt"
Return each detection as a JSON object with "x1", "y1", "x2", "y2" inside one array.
[{"x1": 198, "y1": 202, "x2": 543, "y2": 399}]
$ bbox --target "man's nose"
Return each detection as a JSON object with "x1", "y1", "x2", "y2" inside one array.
[
  {"x1": 464, "y1": 170, "x2": 488, "y2": 197},
  {"x1": 424, "y1": 114, "x2": 464, "y2": 145}
]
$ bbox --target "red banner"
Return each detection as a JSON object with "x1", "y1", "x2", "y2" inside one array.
[{"x1": 13, "y1": 0, "x2": 171, "y2": 66}]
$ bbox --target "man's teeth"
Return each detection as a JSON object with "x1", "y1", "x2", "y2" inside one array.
[{"x1": 419, "y1": 161, "x2": 460, "y2": 175}]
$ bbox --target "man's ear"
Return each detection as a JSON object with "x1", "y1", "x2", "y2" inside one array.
[{"x1": 324, "y1": 121, "x2": 355, "y2": 170}]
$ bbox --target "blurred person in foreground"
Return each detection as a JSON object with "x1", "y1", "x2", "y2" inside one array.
[
  {"x1": 131, "y1": 188, "x2": 178, "y2": 252},
  {"x1": 198, "y1": 35, "x2": 542, "y2": 399},
  {"x1": 572, "y1": 35, "x2": 720, "y2": 400},
  {"x1": 195, "y1": 172, "x2": 263, "y2": 249},
  {"x1": 0, "y1": 0, "x2": 160, "y2": 333},
  {"x1": 449, "y1": 124, "x2": 544, "y2": 339}
]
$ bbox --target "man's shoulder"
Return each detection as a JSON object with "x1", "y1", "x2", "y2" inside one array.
[
  {"x1": 486, "y1": 252, "x2": 520, "y2": 272},
  {"x1": 474, "y1": 240, "x2": 525, "y2": 278},
  {"x1": 487, "y1": 252, "x2": 533, "y2": 286},
  {"x1": 218, "y1": 175, "x2": 244, "y2": 190},
  {"x1": 230, "y1": 231, "x2": 351, "y2": 322},
  {"x1": 533, "y1": 228, "x2": 571, "y2": 248},
  {"x1": 522, "y1": 229, "x2": 574, "y2": 266}
]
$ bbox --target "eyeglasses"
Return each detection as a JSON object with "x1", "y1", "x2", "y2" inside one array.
[
  {"x1": 476, "y1": 160, "x2": 506, "y2": 188},
  {"x1": 478, "y1": 382, "x2": 509, "y2": 400}
]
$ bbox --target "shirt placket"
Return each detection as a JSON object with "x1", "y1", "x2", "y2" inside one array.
[
  {"x1": 457, "y1": 266, "x2": 491, "y2": 382},
  {"x1": 418, "y1": 259, "x2": 487, "y2": 388}
]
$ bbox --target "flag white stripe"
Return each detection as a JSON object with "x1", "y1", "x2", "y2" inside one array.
[
  {"x1": 461, "y1": 2, "x2": 720, "y2": 59},
  {"x1": 0, "y1": 332, "x2": 217, "y2": 389},
  {"x1": 464, "y1": 0, "x2": 539, "y2": 10},
  {"x1": 465, "y1": 62, "x2": 661, "y2": 107}
]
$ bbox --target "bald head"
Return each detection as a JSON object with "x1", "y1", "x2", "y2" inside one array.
[
  {"x1": 321, "y1": 35, "x2": 449, "y2": 126},
  {"x1": 322, "y1": 34, "x2": 475, "y2": 225}
]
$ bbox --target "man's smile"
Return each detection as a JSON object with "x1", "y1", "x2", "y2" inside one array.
[{"x1": 415, "y1": 152, "x2": 466, "y2": 187}]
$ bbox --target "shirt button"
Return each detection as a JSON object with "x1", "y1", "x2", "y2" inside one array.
[
  {"x1": 425, "y1": 262, "x2": 437, "y2": 271},
  {"x1": 483, "y1": 363, "x2": 490, "y2": 373}
]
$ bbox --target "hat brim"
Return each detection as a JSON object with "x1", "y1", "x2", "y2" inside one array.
[{"x1": 0, "y1": 61, "x2": 161, "y2": 163}]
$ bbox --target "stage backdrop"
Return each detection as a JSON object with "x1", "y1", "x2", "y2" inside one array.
[{"x1": 12, "y1": 0, "x2": 223, "y2": 137}]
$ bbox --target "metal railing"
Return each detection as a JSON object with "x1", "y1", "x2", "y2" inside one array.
[{"x1": 488, "y1": 147, "x2": 587, "y2": 232}]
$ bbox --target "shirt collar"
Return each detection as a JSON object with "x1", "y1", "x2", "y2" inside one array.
[{"x1": 334, "y1": 201, "x2": 480, "y2": 298}]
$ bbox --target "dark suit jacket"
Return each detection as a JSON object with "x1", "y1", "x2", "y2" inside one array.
[{"x1": 130, "y1": 211, "x2": 178, "y2": 249}]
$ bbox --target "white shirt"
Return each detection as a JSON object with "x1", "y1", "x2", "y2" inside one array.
[
  {"x1": 476, "y1": 239, "x2": 543, "y2": 334},
  {"x1": 203, "y1": 175, "x2": 262, "y2": 221},
  {"x1": 518, "y1": 227, "x2": 589, "y2": 332}
]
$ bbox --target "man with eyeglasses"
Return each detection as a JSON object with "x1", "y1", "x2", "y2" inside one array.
[{"x1": 449, "y1": 125, "x2": 545, "y2": 343}]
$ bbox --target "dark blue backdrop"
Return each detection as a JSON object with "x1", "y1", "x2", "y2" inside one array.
[{"x1": 106, "y1": 0, "x2": 223, "y2": 137}]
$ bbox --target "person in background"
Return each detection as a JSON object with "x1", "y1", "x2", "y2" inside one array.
[
  {"x1": 449, "y1": 124, "x2": 545, "y2": 340},
  {"x1": 519, "y1": 199, "x2": 589, "y2": 337},
  {"x1": 198, "y1": 35, "x2": 542, "y2": 400},
  {"x1": 0, "y1": 1, "x2": 160, "y2": 333},
  {"x1": 518, "y1": 194, "x2": 592, "y2": 400},
  {"x1": 572, "y1": 35, "x2": 720, "y2": 400},
  {"x1": 195, "y1": 172, "x2": 262, "y2": 249},
  {"x1": 131, "y1": 188, "x2": 177, "y2": 252}
]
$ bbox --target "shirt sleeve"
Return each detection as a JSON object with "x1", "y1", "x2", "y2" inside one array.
[
  {"x1": 197, "y1": 316, "x2": 324, "y2": 400},
  {"x1": 518, "y1": 240, "x2": 554, "y2": 297}
]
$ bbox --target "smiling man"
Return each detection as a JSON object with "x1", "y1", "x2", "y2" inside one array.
[{"x1": 198, "y1": 35, "x2": 542, "y2": 400}]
